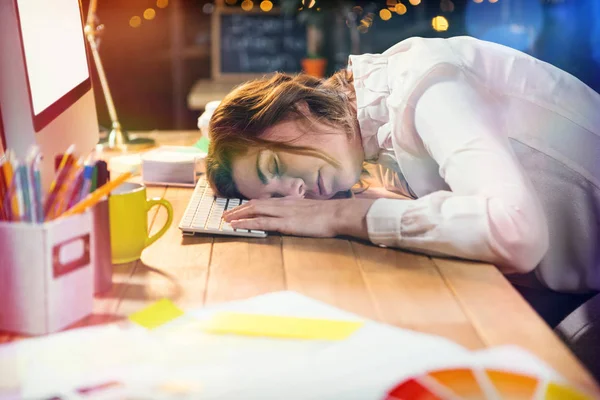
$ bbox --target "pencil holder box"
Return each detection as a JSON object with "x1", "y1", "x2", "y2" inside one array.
[
  {"x1": 0, "y1": 212, "x2": 95, "y2": 335},
  {"x1": 92, "y1": 198, "x2": 112, "y2": 294}
]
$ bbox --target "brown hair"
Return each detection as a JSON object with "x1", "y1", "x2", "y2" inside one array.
[{"x1": 206, "y1": 70, "x2": 357, "y2": 198}]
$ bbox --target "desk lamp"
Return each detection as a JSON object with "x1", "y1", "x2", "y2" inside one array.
[{"x1": 84, "y1": 0, "x2": 155, "y2": 151}]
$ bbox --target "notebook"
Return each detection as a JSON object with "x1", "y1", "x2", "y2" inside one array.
[{"x1": 141, "y1": 146, "x2": 206, "y2": 187}]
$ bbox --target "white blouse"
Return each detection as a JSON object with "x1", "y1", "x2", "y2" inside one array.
[{"x1": 350, "y1": 36, "x2": 600, "y2": 288}]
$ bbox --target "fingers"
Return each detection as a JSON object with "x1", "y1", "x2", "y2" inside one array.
[
  {"x1": 230, "y1": 217, "x2": 286, "y2": 233},
  {"x1": 223, "y1": 199, "x2": 291, "y2": 222}
]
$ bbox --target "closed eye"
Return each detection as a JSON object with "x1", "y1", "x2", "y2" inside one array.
[{"x1": 269, "y1": 153, "x2": 281, "y2": 178}]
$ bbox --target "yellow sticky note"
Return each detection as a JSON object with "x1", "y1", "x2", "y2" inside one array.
[
  {"x1": 545, "y1": 382, "x2": 592, "y2": 400},
  {"x1": 129, "y1": 299, "x2": 185, "y2": 329},
  {"x1": 201, "y1": 312, "x2": 363, "y2": 340}
]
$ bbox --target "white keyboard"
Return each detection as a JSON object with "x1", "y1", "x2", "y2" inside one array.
[{"x1": 178, "y1": 177, "x2": 267, "y2": 238}]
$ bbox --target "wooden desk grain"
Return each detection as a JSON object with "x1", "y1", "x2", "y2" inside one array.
[{"x1": 2, "y1": 131, "x2": 597, "y2": 394}]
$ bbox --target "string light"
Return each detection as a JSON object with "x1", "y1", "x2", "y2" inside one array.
[
  {"x1": 143, "y1": 8, "x2": 156, "y2": 20},
  {"x1": 432, "y1": 15, "x2": 449, "y2": 31},
  {"x1": 396, "y1": 3, "x2": 407, "y2": 14},
  {"x1": 409, "y1": 0, "x2": 421, "y2": 5},
  {"x1": 260, "y1": 0, "x2": 273, "y2": 11},
  {"x1": 441, "y1": 0, "x2": 455, "y2": 12},
  {"x1": 302, "y1": 0, "x2": 316, "y2": 8},
  {"x1": 380, "y1": 9, "x2": 392, "y2": 20},
  {"x1": 129, "y1": 16, "x2": 142, "y2": 28},
  {"x1": 241, "y1": 0, "x2": 254, "y2": 11},
  {"x1": 156, "y1": 0, "x2": 168, "y2": 8}
]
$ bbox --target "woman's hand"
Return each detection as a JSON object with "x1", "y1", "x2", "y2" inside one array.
[{"x1": 223, "y1": 198, "x2": 376, "y2": 239}]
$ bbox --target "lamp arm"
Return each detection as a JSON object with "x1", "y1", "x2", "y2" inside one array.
[{"x1": 84, "y1": 0, "x2": 121, "y2": 130}]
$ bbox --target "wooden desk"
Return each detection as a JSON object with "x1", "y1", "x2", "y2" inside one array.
[{"x1": 1, "y1": 131, "x2": 598, "y2": 394}]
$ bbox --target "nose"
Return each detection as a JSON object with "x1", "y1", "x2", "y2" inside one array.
[{"x1": 277, "y1": 177, "x2": 305, "y2": 198}]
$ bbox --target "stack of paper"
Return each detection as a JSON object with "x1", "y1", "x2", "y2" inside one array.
[
  {"x1": 0, "y1": 292, "x2": 592, "y2": 400},
  {"x1": 141, "y1": 146, "x2": 206, "y2": 187}
]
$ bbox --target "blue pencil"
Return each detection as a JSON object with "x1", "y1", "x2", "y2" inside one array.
[
  {"x1": 17, "y1": 164, "x2": 32, "y2": 222},
  {"x1": 27, "y1": 147, "x2": 42, "y2": 223}
]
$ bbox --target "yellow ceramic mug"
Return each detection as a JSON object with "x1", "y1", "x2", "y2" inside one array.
[{"x1": 109, "y1": 182, "x2": 173, "y2": 264}]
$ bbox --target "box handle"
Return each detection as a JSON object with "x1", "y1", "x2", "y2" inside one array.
[{"x1": 52, "y1": 233, "x2": 91, "y2": 278}]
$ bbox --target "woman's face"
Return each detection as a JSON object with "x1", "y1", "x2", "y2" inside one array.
[{"x1": 231, "y1": 119, "x2": 364, "y2": 200}]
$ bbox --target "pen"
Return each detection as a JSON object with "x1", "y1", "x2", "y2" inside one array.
[
  {"x1": 79, "y1": 157, "x2": 95, "y2": 200},
  {"x1": 44, "y1": 150, "x2": 76, "y2": 219},
  {"x1": 61, "y1": 171, "x2": 132, "y2": 218},
  {"x1": 90, "y1": 165, "x2": 98, "y2": 192},
  {"x1": 51, "y1": 158, "x2": 82, "y2": 218},
  {"x1": 31, "y1": 152, "x2": 44, "y2": 223},
  {"x1": 17, "y1": 163, "x2": 32, "y2": 222},
  {"x1": 66, "y1": 168, "x2": 85, "y2": 209},
  {"x1": 95, "y1": 160, "x2": 108, "y2": 188}
]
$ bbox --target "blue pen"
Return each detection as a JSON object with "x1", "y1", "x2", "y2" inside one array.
[
  {"x1": 17, "y1": 164, "x2": 32, "y2": 222},
  {"x1": 79, "y1": 159, "x2": 95, "y2": 201}
]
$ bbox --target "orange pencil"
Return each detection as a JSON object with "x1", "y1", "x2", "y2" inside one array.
[
  {"x1": 43, "y1": 148, "x2": 76, "y2": 219},
  {"x1": 2, "y1": 150, "x2": 18, "y2": 218},
  {"x1": 49, "y1": 144, "x2": 74, "y2": 193}
]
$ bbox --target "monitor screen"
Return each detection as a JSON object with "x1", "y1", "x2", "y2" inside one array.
[{"x1": 15, "y1": 0, "x2": 91, "y2": 131}]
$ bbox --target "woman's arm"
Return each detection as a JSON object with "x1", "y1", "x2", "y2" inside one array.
[{"x1": 364, "y1": 73, "x2": 549, "y2": 274}]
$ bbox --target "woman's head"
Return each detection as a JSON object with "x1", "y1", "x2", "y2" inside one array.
[{"x1": 206, "y1": 71, "x2": 364, "y2": 200}]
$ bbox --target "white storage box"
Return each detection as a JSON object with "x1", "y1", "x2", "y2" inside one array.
[{"x1": 0, "y1": 212, "x2": 95, "y2": 335}]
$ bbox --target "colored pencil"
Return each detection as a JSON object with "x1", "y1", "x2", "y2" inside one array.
[{"x1": 60, "y1": 171, "x2": 132, "y2": 218}]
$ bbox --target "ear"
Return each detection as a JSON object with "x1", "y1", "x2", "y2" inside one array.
[{"x1": 294, "y1": 101, "x2": 311, "y2": 117}]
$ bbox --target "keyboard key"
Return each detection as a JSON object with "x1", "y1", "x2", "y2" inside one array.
[{"x1": 178, "y1": 177, "x2": 267, "y2": 238}]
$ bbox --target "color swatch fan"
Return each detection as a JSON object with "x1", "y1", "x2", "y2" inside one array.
[{"x1": 385, "y1": 368, "x2": 592, "y2": 400}]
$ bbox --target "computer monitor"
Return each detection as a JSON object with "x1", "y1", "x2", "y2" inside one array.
[
  {"x1": 0, "y1": 0, "x2": 99, "y2": 190},
  {"x1": 0, "y1": 106, "x2": 5, "y2": 156}
]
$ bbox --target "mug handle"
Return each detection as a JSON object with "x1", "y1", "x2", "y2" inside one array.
[{"x1": 144, "y1": 198, "x2": 173, "y2": 248}]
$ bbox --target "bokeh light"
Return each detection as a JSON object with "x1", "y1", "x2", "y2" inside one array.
[
  {"x1": 129, "y1": 16, "x2": 142, "y2": 28},
  {"x1": 432, "y1": 15, "x2": 449, "y2": 31},
  {"x1": 441, "y1": 0, "x2": 454, "y2": 13},
  {"x1": 143, "y1": 8, "x2": 156, "y2": 20},
  {"x1": 241, "y1": 0, "x2": 254, "y2": 11},
  {"x1": 156, "y1": 0, "x2": 168, "y2": 9},
  {"x1": 260, "y1": 1, "x2": 273, "y2": 12},
  {"x1": 396, "y1": 3, "x2": 407, "y2": 15},
  {"x1": 466, "y1": 0, "x2": 543, "y2": 52},
  {"x1": 203, "y1": 3, "x2": 214, "y2": 13},
  {"x1": 387, "y1": 0, "x2": 397, "y2": 10},
  {"x1": 380, "y1": 9, "x2": 392, "y2": 21},
  {"x1": 409, "y1": 0, "x2": 421, "y2": 5}
]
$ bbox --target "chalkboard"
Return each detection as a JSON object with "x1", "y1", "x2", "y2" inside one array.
[{"x1": 215, "y1": 12, "x2": 307, "y2": 77}]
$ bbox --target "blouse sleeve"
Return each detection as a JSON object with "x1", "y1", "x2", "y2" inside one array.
[{"x1": 365, "y1": 71, "x2": 549, "y2": 274}]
